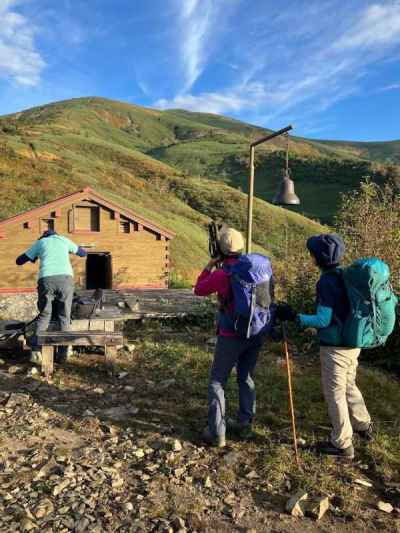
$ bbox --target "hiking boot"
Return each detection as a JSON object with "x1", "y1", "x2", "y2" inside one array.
[
  {"x1": 201, "y1": 427, "x2": 226, "y2": 448},
  {"x1": 315, "y1": 441, "x2": 354, "y2": 459},
  {"x1": 226, "y1": 418, "x2": 253, "y2": 440},
  {"x1": 355, "y1": 423, "x2": 374, "y2": 441},
  {"x1": 30, "y1": 350, "x2": 42, "y2": 364}
]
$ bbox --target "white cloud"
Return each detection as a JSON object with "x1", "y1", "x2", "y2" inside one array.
[
  {"x1": 378, "y1": 82, "x2": 400, "y2": 91},
  {"x1": 156, "y1": 81, "x2": 266, "y2": 114},
  {"x1": 0, "y1": 0, "x2": 45, "y2": 86},
  {"x1": 178, "y1": 0, "x2": 217, "y2": 93},
  {"x1": 157, "y1": 1, "x2": 400, "y2": 129},
  {"x1": 335, "y1": 3, "x2": 400, "y2": 50},
  {"x1": 177, "y1": 0, "x2": 241, "y2": 93}
]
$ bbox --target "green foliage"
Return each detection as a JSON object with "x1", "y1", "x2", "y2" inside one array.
[{"x1": 336, "y1": 179, "x2": 400, "y2": 372}]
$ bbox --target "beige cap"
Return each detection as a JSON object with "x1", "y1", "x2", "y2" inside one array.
[{"x1": 218, "y1": 227, "x2": 244, "y2": 255}]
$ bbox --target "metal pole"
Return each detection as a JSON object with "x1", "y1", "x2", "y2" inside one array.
[
  {"x1": 246, "y1": 145, "x2": 255, "y2": 253},
  {"x1": 282, "y1": 322, "x2": 300, "y2": 467},
  {"x1": 245, "y1": 124, "x2": 293, "y2": 255}
]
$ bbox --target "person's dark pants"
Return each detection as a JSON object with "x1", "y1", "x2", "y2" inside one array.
[
  {"x1": 32, "y1": 275, "x2": 74, "y2": 355},
  {"x1": 208, "y1": 334, "x2": 263, "y2": 439}
]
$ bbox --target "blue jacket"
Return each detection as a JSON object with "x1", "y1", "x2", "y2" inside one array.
[{"x1": 299, "y1": 234, "x2": 348, "y2": 346}]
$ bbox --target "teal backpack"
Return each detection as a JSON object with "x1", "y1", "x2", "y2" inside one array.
[{"x1": 339, "y1": 258, "x2": 398, "y2": 349}]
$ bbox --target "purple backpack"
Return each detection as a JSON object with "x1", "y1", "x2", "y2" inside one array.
[{"x1": 223, "y1": 253, "x2": 275, "y2": 338}]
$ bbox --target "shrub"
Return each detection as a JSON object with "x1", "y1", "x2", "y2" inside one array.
[{"x1": 336, "y1": 179, "x2": 400, "y2": 373}]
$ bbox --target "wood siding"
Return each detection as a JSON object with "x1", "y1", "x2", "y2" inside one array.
[{"x1": 0, "y1": 200, "x2": 170, "y2": 292}]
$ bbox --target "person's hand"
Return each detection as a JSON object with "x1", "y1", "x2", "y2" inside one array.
[
  {"x1": 276, "y1": 303, "x2": 297, "y2": 322},
  {"x1": 302, "y1": 327, "x2": 318, "y2": 336},
  {"x1": 205, "y1": 257, "x2": 221, "y2": 271}
]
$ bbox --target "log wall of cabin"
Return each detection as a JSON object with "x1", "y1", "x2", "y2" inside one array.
[{"x1": 0, "y1": 201, "x2": 170, "y2": 291}]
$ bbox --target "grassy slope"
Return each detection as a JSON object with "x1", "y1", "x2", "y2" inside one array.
[
  {"x1": 0, "y1": 97, "x2": 323, "y2": 282},
  {"x1": 1, "y1": 97, "x2": 399, "y2": 226}
]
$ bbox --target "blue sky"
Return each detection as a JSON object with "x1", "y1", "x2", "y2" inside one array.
[{"x1": 0, "y1": 0, "x2": 400, "y2": 141}]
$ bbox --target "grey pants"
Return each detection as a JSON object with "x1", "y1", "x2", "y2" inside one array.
[
  {"x1": 320, "y1": 346, "x2": 371, "y2": 449},
  {"x1": 208, "y1": 335, "x2": 263, "y2": 439},
  {"x1": 34, "y1": 275, "x2": 74, "y2": 347}
]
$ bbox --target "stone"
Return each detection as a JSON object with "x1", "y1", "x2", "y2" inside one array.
[
  {"x1": 204, "y1": 476, "x2": 212, "y2": 488},
  {"x1": 53, "y1": 479, "x2": 70, "y2": 496},
  {"x1": 6, "y1": 392, "x2": 30, "y2": 408},
  {"x1": 34, "y1": 457, "x2": 60, "y2": 480},
  {"x1": 309, "y1": 496, "x2": 330, "y2": 520},
  {"x1": 124, "y1": 502, "x2": 134, "y2": 512},
  {"x1": 172, "y1": 439, "x2": 183, "y2": 452},
  {"x1": 8, "y1": 365, "x2": 24, "y2": 375},
  {"x1": 100, "y1": 405, "x2": 139, "y2": 420},
  {"x1": 112, "y1": 476, "x2": 124, "y2": 489},
  {"x1": 93, "y1": 387, "x2": 104, "y2": 394},
  {"x1": 245, "y1": 470, "x2": 259, "y2": 480},
  {"x1": 34, "y1": 498, "x2": 54, "y2": 519},
  {"x1": 0, "y1": 357, "x2": 5, "y2": 364},
  {"x1": 223, "y1": 451, "x2": 239, "y2": 466},
  {"x1": 118, "y1": 371, "x2": 129, "y2": 379},
  {"x1": 286, "y1": 490, "x2": 308, "y2": 518},
  {"x1": 124, "y1": 385, "x2": 134, "y2": 392},
  {"x1": 134, "y1": 449, "x2": 145, "y2": 459},
  {"x1": 354, "y1": 478, "x2": 373, "y2": 488},
  {"x1": 377, "y1": 501, "x2": 393, "y2": 514},
  {"x1": 75, "y1": 517, "x2": 90, "y2": 532},
  {"x1": 20, "y1": 518, "x2": 37, "y2": 531},
  {"x1": 30, "y1": 367, "x2": 40, "y2": 376},
  {"x1": 297, "y1": 438, "x2": 306, "y2": 446},
  {"x1": 84, "y1": 409, "x2": 95, "y2": 416},
  {"x1": 125, "y1": 344, "x2": 136, "y2": 353},
  {"x1": 159, "y1": 378, "x2": 176, "y2": 389},
  {"x1": 171, "y1": 516, "x2": 186, "y2": 530}
]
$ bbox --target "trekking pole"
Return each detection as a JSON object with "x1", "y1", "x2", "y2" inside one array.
[{"x1": 282, "y1": 322, "x2": 300, "y2": 467}]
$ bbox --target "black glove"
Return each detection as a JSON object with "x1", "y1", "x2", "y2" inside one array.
[{"x1": 276, "y1": 303, "x2": 297, "y2": 322}]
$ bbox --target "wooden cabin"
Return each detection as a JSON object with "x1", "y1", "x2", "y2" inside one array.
[{"x1": 0, "y1": 187, "x2": 174, "y2": 293}]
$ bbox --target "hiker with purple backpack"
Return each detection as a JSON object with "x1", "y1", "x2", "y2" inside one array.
[{"x1": 194, "y1": 226, "x2": 276, "y2": 447}]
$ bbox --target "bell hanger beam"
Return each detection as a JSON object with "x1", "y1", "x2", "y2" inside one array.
[{"x1": 246, "y1": 124, "x2": 296, "y2": 254}]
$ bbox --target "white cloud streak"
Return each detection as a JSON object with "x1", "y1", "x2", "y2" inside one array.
[
  {"x1": 157, "y1": 1, "x2": 400, "y2": 127},
  {"x1": 178, "y1": 0, "x2": 217, "y2": 93},
  {"x1": 0, "y1": 0, "x2": 45, "y2": 86}
]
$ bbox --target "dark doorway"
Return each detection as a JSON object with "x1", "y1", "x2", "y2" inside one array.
[{"x1": 86, "y1": 253, "x2": 112, "y2": 289}]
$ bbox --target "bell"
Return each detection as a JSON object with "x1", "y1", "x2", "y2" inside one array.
[{"x1": 273, "y1": 172, "x2": 300, "y2": 205}]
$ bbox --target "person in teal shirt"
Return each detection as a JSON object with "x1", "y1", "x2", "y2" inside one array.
[{"x1": 16, "y1": 230, "x2": 87, "y2": 361}]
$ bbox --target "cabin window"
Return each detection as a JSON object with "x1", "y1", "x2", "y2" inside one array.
[
  {"x1": 75, "y1": 205, "x2": 100, "y2": 232},
  {"x1": 40, "y1": 219, "x2": 55, "y2": 232},
  {"x1": 23, "y1": 221, "x2": 32, "y2": 229},
  {"x1": 120, "y1": 218, "x2": 131, "y2": 234}
]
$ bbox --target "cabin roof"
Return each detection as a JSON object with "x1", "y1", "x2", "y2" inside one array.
[{"x1": 0, "y1": 187, "x2": 175, "y2": 239}]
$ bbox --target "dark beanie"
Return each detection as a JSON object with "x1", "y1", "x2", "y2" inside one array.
[{"x1": 306, "y1": 233, "x2": 345, "y2": 268}]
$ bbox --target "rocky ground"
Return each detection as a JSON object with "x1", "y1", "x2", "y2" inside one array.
[{"x1": 0, "y1": 325, "x2": 400, "y2": 532}]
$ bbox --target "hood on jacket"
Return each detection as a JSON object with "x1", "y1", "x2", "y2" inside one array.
[
  {"x1": 306, "y1": 233, "x2": 345, "y2": 268},
  {"x1": 39, "y1": 230, "x2": 58, "y2": 239}
]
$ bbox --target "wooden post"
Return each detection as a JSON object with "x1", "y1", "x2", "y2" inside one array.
[
  {"x1": 246, "y1": 145, "x2": 255, "y2": 254},
  {"x1": 41, "y1": 345, "x2": 54, "y2": 380}
]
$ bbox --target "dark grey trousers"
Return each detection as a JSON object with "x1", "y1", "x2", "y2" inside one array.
[
  {"x1": 208, "y1": 334, "x2": 263, "y2": 439},
  {"x1": 34, "y1": 275, "x2": 74, "y2": 347}
]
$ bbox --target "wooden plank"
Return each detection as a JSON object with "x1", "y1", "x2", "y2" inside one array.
[
  {"x1": 41, "y1": 345, "x2": 54, "y2": 379},
  {"x1": 37, "y1": 331, "x2": 123, "y2": 346},
  {"x1": 104, "y1": 320, "x2": 114, "y2": 332}
]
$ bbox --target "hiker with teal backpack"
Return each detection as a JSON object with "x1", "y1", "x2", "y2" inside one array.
[
  {"x1": 194, "y1": 226, "x2": 276, "y2": 447},
  {"x1": 283, "y1": 234, "x2": 398, "y2": 459}
]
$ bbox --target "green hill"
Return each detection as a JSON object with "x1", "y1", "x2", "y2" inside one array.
[
  {"x1": 0, "y1": 97, "x2": 324, "y2": 283},
  {"x1": 1, "y1": 97, "x2": 399, "y2": 227}
]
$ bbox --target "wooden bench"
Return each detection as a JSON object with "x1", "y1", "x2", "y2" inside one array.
[{"x1": 37, "y1": 330, "x2": 123, "y2": 379}]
